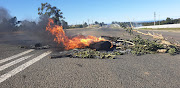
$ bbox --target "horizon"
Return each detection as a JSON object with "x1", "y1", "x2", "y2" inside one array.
[{"x1": 0, "y1": 0, "x2": 180, "y2": 25}]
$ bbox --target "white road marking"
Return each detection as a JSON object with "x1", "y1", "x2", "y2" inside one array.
[
  {"x1": 0, "y1": 55, "x2": 33, "y2": 71},
  {"x1": 0, "y1": 49, "x2": 34, "y2": 64},
  {"x1": 0, "y1": 51, "x2": 51, "y2": 83}
]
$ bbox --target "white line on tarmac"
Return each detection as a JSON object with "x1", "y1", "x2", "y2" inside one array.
[
  {"x1": 0, "y1": 51, "x2": 51, "y2": 83},
  {"x1": 0, "y1": 49, "x2": 34, "y2": 64},
  {"x1": 0, "y1": 55, "x2": 33, "y2": 71}
]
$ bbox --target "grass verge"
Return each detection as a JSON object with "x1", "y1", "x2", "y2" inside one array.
[{"x1": 139, "y1": 28, "x2": 180, "y2": 31}]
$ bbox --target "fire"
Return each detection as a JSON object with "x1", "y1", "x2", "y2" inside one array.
[{"x1": 46, "y1": 19, "x2": 106, "y2": 50}]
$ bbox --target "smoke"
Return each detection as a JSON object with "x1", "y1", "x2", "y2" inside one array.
[
  {"x1": 20, "y1": 15, "x2": 58, "y2": 46},
  {"x1": 0, "y1": 7, "x2": 57, "y2": 47},
  {"x1": 0, "y1": 7, "x2": 11, "y2": 23},
  {"x1": 0, "y1": 7, "x2": 13, "y2": 32}
]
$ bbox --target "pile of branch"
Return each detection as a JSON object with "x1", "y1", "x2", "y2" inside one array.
[
  {"x1": 101, "y1": 36, "x2": 135, "y2": 49},
  {"x1": 133, "y1": 30, "x2": 164, "y2": 39},
  {"x1": 133, "y1": 30, "x2": 180, "y2": 47},
  {"x1": 50, "y1": 35, "x2": 180, "y2": 59},
  {"x1": 102, "y1": 35, "x2": 179, "y2": 55},
  {"x1": 50, "y1": 49, "x2": 131, "y2": 59}
]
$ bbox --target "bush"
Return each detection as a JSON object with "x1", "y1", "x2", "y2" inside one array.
[
  {"x1": 131, "y1": 36, "x2": 164, "y2": 55},
  {"x1": 168, "y1": 48, "x2": 176, "y2": 55}
]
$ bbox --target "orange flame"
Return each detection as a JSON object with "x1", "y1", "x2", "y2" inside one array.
[{"x1": 46, "y1": 19, "x2": 106, "y2": 50}]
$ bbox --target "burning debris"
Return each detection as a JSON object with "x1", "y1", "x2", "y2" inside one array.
[
  {"x1": 47, "y1": 18, "x2": 179, "y2": 59},
  {"x1": 50, "y1": 35, "x2": 180, "y2": 59},
  {"x1": 46, "y1": 19, "x2": 106, "y2": 50}
]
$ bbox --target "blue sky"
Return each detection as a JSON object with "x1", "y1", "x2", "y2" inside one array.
[{"x1": 0, "y1": 0, "x2": 180, "y2": 25}]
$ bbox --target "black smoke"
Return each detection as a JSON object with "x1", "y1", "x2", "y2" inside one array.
[
  {"x1": 0, "y1": 7, "x2": 10, "y2": 22},
  {"x1": 20, "y1": 14, "x2": 57, "y2": 45},
  {"x1": 0, "y1": 7, "x2": 58, "y2": 47},
  {"x1": 0, "y1": 7, "x2": 17, "y2": 32}
]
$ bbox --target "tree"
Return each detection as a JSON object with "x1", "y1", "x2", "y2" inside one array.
[
  {"x1": 38, "y1": 2, "x2": 64, "y2": 25},
  {"x1": 112, "y1": 21, "x2": 115, "y2": 24},
  {"x1": 120, "y1": 23, "x2": 127, "y2": 28},
  {"x1": 20, "y1": 20, "x2": 37, "y2": 30},
  {"x1": 83, "y1": 22, "x2": 88, "y2": 28},
  {"x1": 166, "y1": 17, "x2": 170, "y2": 24},
  {"x1": 95, "y1": 21, "x2": 99, "y2": 24},
  {"x1": 99, "y1": 23, "x2": 102, "y2": 27},
  {"x1": 0, "y1": 16, "x2": 20, "y2": 32},
  {"x1": 166, "y1": 17, "x2": 173, "y2": 24},
  {"x1": 102, "y1": 22, "x2": 105, "y2": 25},
  {"x1": 61, "y1": 20, "x2": 68, "y2": 29},
  {"x1": 8, "y1": 17, "x2": 20, "y2": 27}
]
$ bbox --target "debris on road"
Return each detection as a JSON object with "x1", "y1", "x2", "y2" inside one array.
[
  {"x1": 88, "y1": 41, "x2": 112, "y2": 51},
  {"x1": 20, "y1": 43, "x2": 50, "y2": 49},
  {"x1": 157, "y1": 49, "x2": 167, "y2": 53},
  {"x1": 50, "y1": 34, "x2": 180, "y2": 59},
  {"x1": 50, "y1": 48, "x2": 131, "y2": 59},
  {"x1": 133, "y1": 30, "x2": 180, "y2": 46}
]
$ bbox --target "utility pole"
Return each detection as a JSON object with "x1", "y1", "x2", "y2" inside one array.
[
  {"x1": 154, "y1": 12, "x2": 156, "y2": 26},
  {"x1": 133, "y1": 18, "x2": 135, "y2": 27},
  {"x1": 159, "y1": 15, "x2": 160, "y2": 25},
  {"x1": 133, "y1": 18, "x2": 138, "y2": 27},
  {"x1": 88, "y1": 19, "x2": 90, "y2": 25}
]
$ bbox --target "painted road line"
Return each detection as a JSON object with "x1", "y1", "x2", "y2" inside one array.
[
  {"x1": 0, "y1": 49, "x2": 34, "y2": 64},
  {"x1": 0, "y1": 55, "x2": 33, "y2": 71},
  {"x1": 0, "y1": 51, "x2": 51, "y2": 83}
]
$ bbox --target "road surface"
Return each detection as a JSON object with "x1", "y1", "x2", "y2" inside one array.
[{"x1": 0, "y1": 28, "x2": 180, "y2": 88}]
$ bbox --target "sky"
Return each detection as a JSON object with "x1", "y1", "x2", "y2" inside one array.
[{"x1": 0, "y1": 0, "x2": 180, "y2": 25}]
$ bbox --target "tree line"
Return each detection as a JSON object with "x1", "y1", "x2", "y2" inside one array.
[
  {"x1": 112, "y1": 21, "x2": 140, "y2": 29},
  {"x1": 141, "y1": 17, "x2": 180, "y2": 26}
]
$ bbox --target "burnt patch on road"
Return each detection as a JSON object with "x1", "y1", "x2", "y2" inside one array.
[{"x1": 76, "y1": 64, "x2": 83, "y2": 67}]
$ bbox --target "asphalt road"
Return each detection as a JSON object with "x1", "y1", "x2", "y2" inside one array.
[{"x1": 0, "y1": 28, "x2": 180, "y2": 88}]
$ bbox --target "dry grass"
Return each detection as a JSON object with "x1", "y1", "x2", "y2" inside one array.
[{"x1": 139, "y1": 28, "x2": 180, "y2": 31}]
